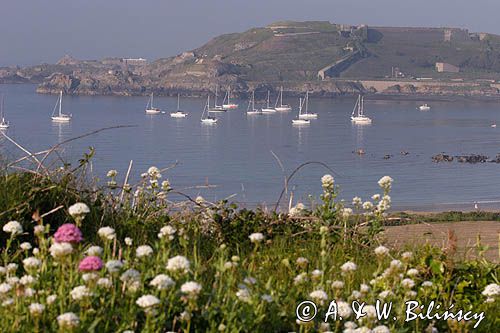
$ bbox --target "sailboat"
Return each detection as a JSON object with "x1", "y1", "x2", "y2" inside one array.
[
  {"x1": 145, "y1": 93, "x2": 161, "y2": 114},
  {"x1": 261, "y1": 90, "x2": 276, "y2": 113},
  {"x1": 170, "y1": 93, "x2": 188, "y2": 118},
  {"x1": 246, "y1": 91, "x2": 262, "y2": 115},
  {"x1": 418, "y1": 103, "x2": 431, "y2": 111},
  {"x1": 201, "y1": 95, "x2": 218, "y2": 124},
  {"x1": 292, "y1": 97, "x2": 310, "y2": 125},
  {"x1": 0, "y1": 95, "x2": 9, "y2": 129},
  {"x1": 208, "y1": 86, "x2": 227, "y2": 112},
  {"x1": 222, "y1": 86, "x2": 238, "y2": 109},
  {"x1": 298, "y1": 91, "x2": 317, "y2": 119},
  {"x1": 351, "y1": 95, "x2": 372, "y2": 124},
  {"x1": 275, "y1": 86, "x2": 292, "y2": 111},
  {"x1": 51, "y1": 91, "x2": 72, "y2": 122}
]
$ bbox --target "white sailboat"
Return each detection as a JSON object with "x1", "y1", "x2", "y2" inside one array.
[
  {"x1": 0, "y1": 95, "x2": 9, "y2": 129},
  {"x1": 274, "y1": 86, "x2": 292, "y2": 111},
  {"x1": 201, "y1": 95, "x2": 218, "y2": 124},
  {"x1": 51, "y1": 91, "x2": 72, "y2": 122},
  {"x1": 261, "y1": 90, "x2": 276, "y2": 113},
  {"x1": 351, "y1": 95, "x2": 372, "y2": 124},
  {"x1": 145, "y1": 93, "x2": 161, "y2": 114},
  {"x1": 170, "y1": 93, "x2": 188, "y2": 118},
  {"x1": 298, "y1": 91, "x2": 317, "y2": 119},
  {"x1": 246, "y1": 91, "x2": 262, "y2": 115},
  {"x1": 208, "y1": 86, "x2": 227, "y2": 112},
  {"x1": 418, "y1": 103, "x2": 431, "y2": 111},
  {"x1": 292, "y1": 97, "x2": 310, "y2": 125},
  {"x1": 222, "y1": 86, "x2": 238, "y2": 109}
]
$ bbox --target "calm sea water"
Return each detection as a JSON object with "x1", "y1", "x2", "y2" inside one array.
[{"x1": 2, "y1": 84, "x2": 500, "y2": 211}]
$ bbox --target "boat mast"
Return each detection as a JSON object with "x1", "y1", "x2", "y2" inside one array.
[
  {"x1": 267, "y1": 91, "x2": 270, "y2": 108},
  {"x1": 0, "y1": 94, "x2": 4, "y2": 119},
  {"x1": 59, "y1": 91, "x2": 63, "y2": 116},
  {"x1": 299, "y1": 97, "x2": 303, "y2": 116},
  {"x1": 177, "y1": 93, "x2": 180, "y2": 111},
  {"x1": 280, "y1": 86, "x2": 283, "y2": 107},
  {"x1": 227, "y1": 87, "x2": 230, "y2": 105},
  {"x1": 305, "y1": 91, "x2": 309, "y2": 115},
  {"x1": 215, "y1": 86, "x2": 218, "y2": 107},
  {"x1": 252, "y1": 91, "x2": 255, "y2": 110}
]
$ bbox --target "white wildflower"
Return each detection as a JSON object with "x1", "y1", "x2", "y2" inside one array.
[
  {"x1": 20, "y1": 242, "x2": 32, "y2": 251},
  {"x1": 422, "y1": 281, "x2": 433, "y2": 288},
  {"x1": 124, "y1": 237, "x2": 133, "y2": 246},
  {"x1": 352, "y1": 196, "x2": 362, "y2": 206},
  {"x1": 106, "y1": 169, "x2": 117, "y2": 177},
  {"x1": 181, "y1": 281, "x2": 202, "y2": 297},
  {"x1": 147, "y1": 166, "x2": 161, "y2": 178},
  {"x1": 236, "y1": 288, "x2": 251, "y2": 303},
  {"x1": 34, "y1": 225, "x2": 45, "y2": 235},
  {"x1": 482, "y1": 283, "x2": 500, "y2": 297},
  {"x1": 149, "y1": 274, "x2": 175, "y2": 290},
  {"x1": 331, "y1": 280, "x2": 344, "y2": 289},
  {"x1": 341, "y1": 261, "x2": 357, "y2": 273},
  {"x1": 341, "y1": 208, "x2": 353, "y2": 219},
  {"x1": 97, "y1": 278, "x2": 112, "y2": 289},
  {"x1": 120, "y1": 269, "x2": 141, "y2": 283},
  {"x1": 321, "y1": 174, "x2": 334, "y2": 191},
  {"x1": 2, "y1": 298, "x2": 14, "y2": 306},
  {"x1": 97, "y1": 226, "x2": 115, "y2": 240},
  {"x1": 158, "y1": 225, "x2": 176, "y2": 240},
  {"x1": 23, "y1": 257, "x2": 41, "y2": 270},
  {"x1": 364, "y1": 305, "x2": 377, "y2": 318},
  {"x1": 105, "y1": 260, "x2": 124, "y2": 273},
  {"x1": 362, "y1": 201, "x2": 374, "y2": 210},
  {"x1": 57, "y1": 312, "x2": 80, "y2": 328},
  {"x1": 294, "y1": 272, "x2": 308, "y2": 285},
  {"x1": 337, "y1": 300, "x2": 352, "y2": 318},
  {"x1": 82, "y1": 273, "x2": 99, "y2": 283},
  {"x1": 49, "y1": 242, "x2": 73, "y2": 258},
  {"x1": 309, "y1": 289, "x2": 328, "y2": 305},
  {"x1": 0, "y1": 283, "x2": 12, "y2": 294},
  {"x1": 249, "y1": 232, "x2": 264, "y2": 243},
  {"x1": 401, "y1": 278, "x2": 415, "y2": 289},
  {"x1": 374, "y1": 245, "x2": 389, "y2": 257},
  {"x1": 46, "y1": 295, "x2": 57, "y2": 305},
  {"x1": 378, "y1": 176, "x2": 393, "y2": 190},
  {"x1": 243, "y1": 277, "x2": 257, "y2": 285},
  {"x1": 407, "y1": 268, "x2": 419, "y2": 277},
  {"x1": 378, "y1": 290, "x2": 394, "y2": 299},
  {"x1": 166, "y1": 255, "x2": 190, "y2": 273},
  {"x1": 136, "y1": 294, "x2": 160, "y2": 308},
  {"x1": 68, "y1": 203, "x2": 90, "y2": 219},
  {"x1": 29, "y1": 303, "x2": 45, "y2": 316},
  {"x1": 86, "y1": 246, "x2": 103, "y2": 257},
  {"x1": 3, "y1": 221, "x2": 23, "y2": 235},
  {"x1": 296, "y1": 257, "x2": 309, "y2": 268},
  {"x1": 20, "y1": 275, "x2": 36, "y2": 285},
  {"x1": 136, "y1": 245, "x2": 153, "y2": 258},
  {"x1": 70, "y1": 285, "x2": 92, "y2": 300}
]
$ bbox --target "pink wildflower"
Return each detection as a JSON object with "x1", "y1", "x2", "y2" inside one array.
[
  {"x1": 54, "y1": 224, "x2": 83, "y2": 244},
  {"x1": 78, "y1": 256, "x2": 103, "y2": 272}
]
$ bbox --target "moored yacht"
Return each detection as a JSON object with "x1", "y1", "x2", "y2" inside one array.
[{"x1": 51, "y1": 91, "x2": 72, "y2": 122}]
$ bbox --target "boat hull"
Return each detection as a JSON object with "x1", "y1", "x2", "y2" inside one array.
[
  {"x1": 419, "y1": 106, "x2": 431, "y2": 111},
  {"x1": 201, "y1": 118, "x2": 218, "y2": 124},
  {"x1": 208, "y1": 108, "x2": 227, "y2": 113},
  {"x1": 170, "y1": 112, "x2": 187, "y2": 118},
  {"x1": 261, "y1": 108, "x2": 276, "y2": 113},
  {"x1": 292, "y1": 119, "x2": 310, "y2": 125},
  {"x1": 51, "y1": 116, "x2": 71, "y2": 122},
  {"x1": 222, "y1": 104, "x2": 238, "y2": 109},
  {"x1": 145, "y1": 109, "x2": 161, "y2": 114},
  {"x1": 275, "y1": 106, "x2": 292, "y2": 112},
  {"x1": 247, "y1": 110, "x2": 263, "y2": 115},
  {"x1": 351, "y1": 116, "x2": 372, "y2": 124},
  {"x1": 299, "y1": 113, "x2": 318, "y2": 119}
]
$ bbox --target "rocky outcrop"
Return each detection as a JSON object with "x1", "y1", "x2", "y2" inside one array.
[
  {"x1": 432, "y1": 154, "x2": 454, "y2": 162},
  {"x1": 456, "y1": 154, "x2": 489, "y2": 163}
]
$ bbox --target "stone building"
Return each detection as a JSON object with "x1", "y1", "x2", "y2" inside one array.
[
  {"x1": 436, "y1": 62, "x2": 460, "y2": 73},
  {"x1": 443, "y1": 28, "x2": 469, "y2": 42}
]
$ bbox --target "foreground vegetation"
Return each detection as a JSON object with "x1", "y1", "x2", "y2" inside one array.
[{"x1": 0, "y1": 164, "x2": 498, "y2": 332}]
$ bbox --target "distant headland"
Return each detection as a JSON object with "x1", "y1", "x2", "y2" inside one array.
[{"x1": 3, "y1": 21, "x2": 500, "y2": 99}]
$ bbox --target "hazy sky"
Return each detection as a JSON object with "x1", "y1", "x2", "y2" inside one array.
[{"x1": 1, "y1": 0, "x2": 499, "y2": 66}]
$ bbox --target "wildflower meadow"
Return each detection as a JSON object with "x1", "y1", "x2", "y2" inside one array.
[{"x1": 0, "y1": 163, "x2": 498, "y2": 332}]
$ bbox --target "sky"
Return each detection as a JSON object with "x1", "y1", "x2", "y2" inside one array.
[{"x1": 1, "y1": 0, "x2": 499, "y2": 66}]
